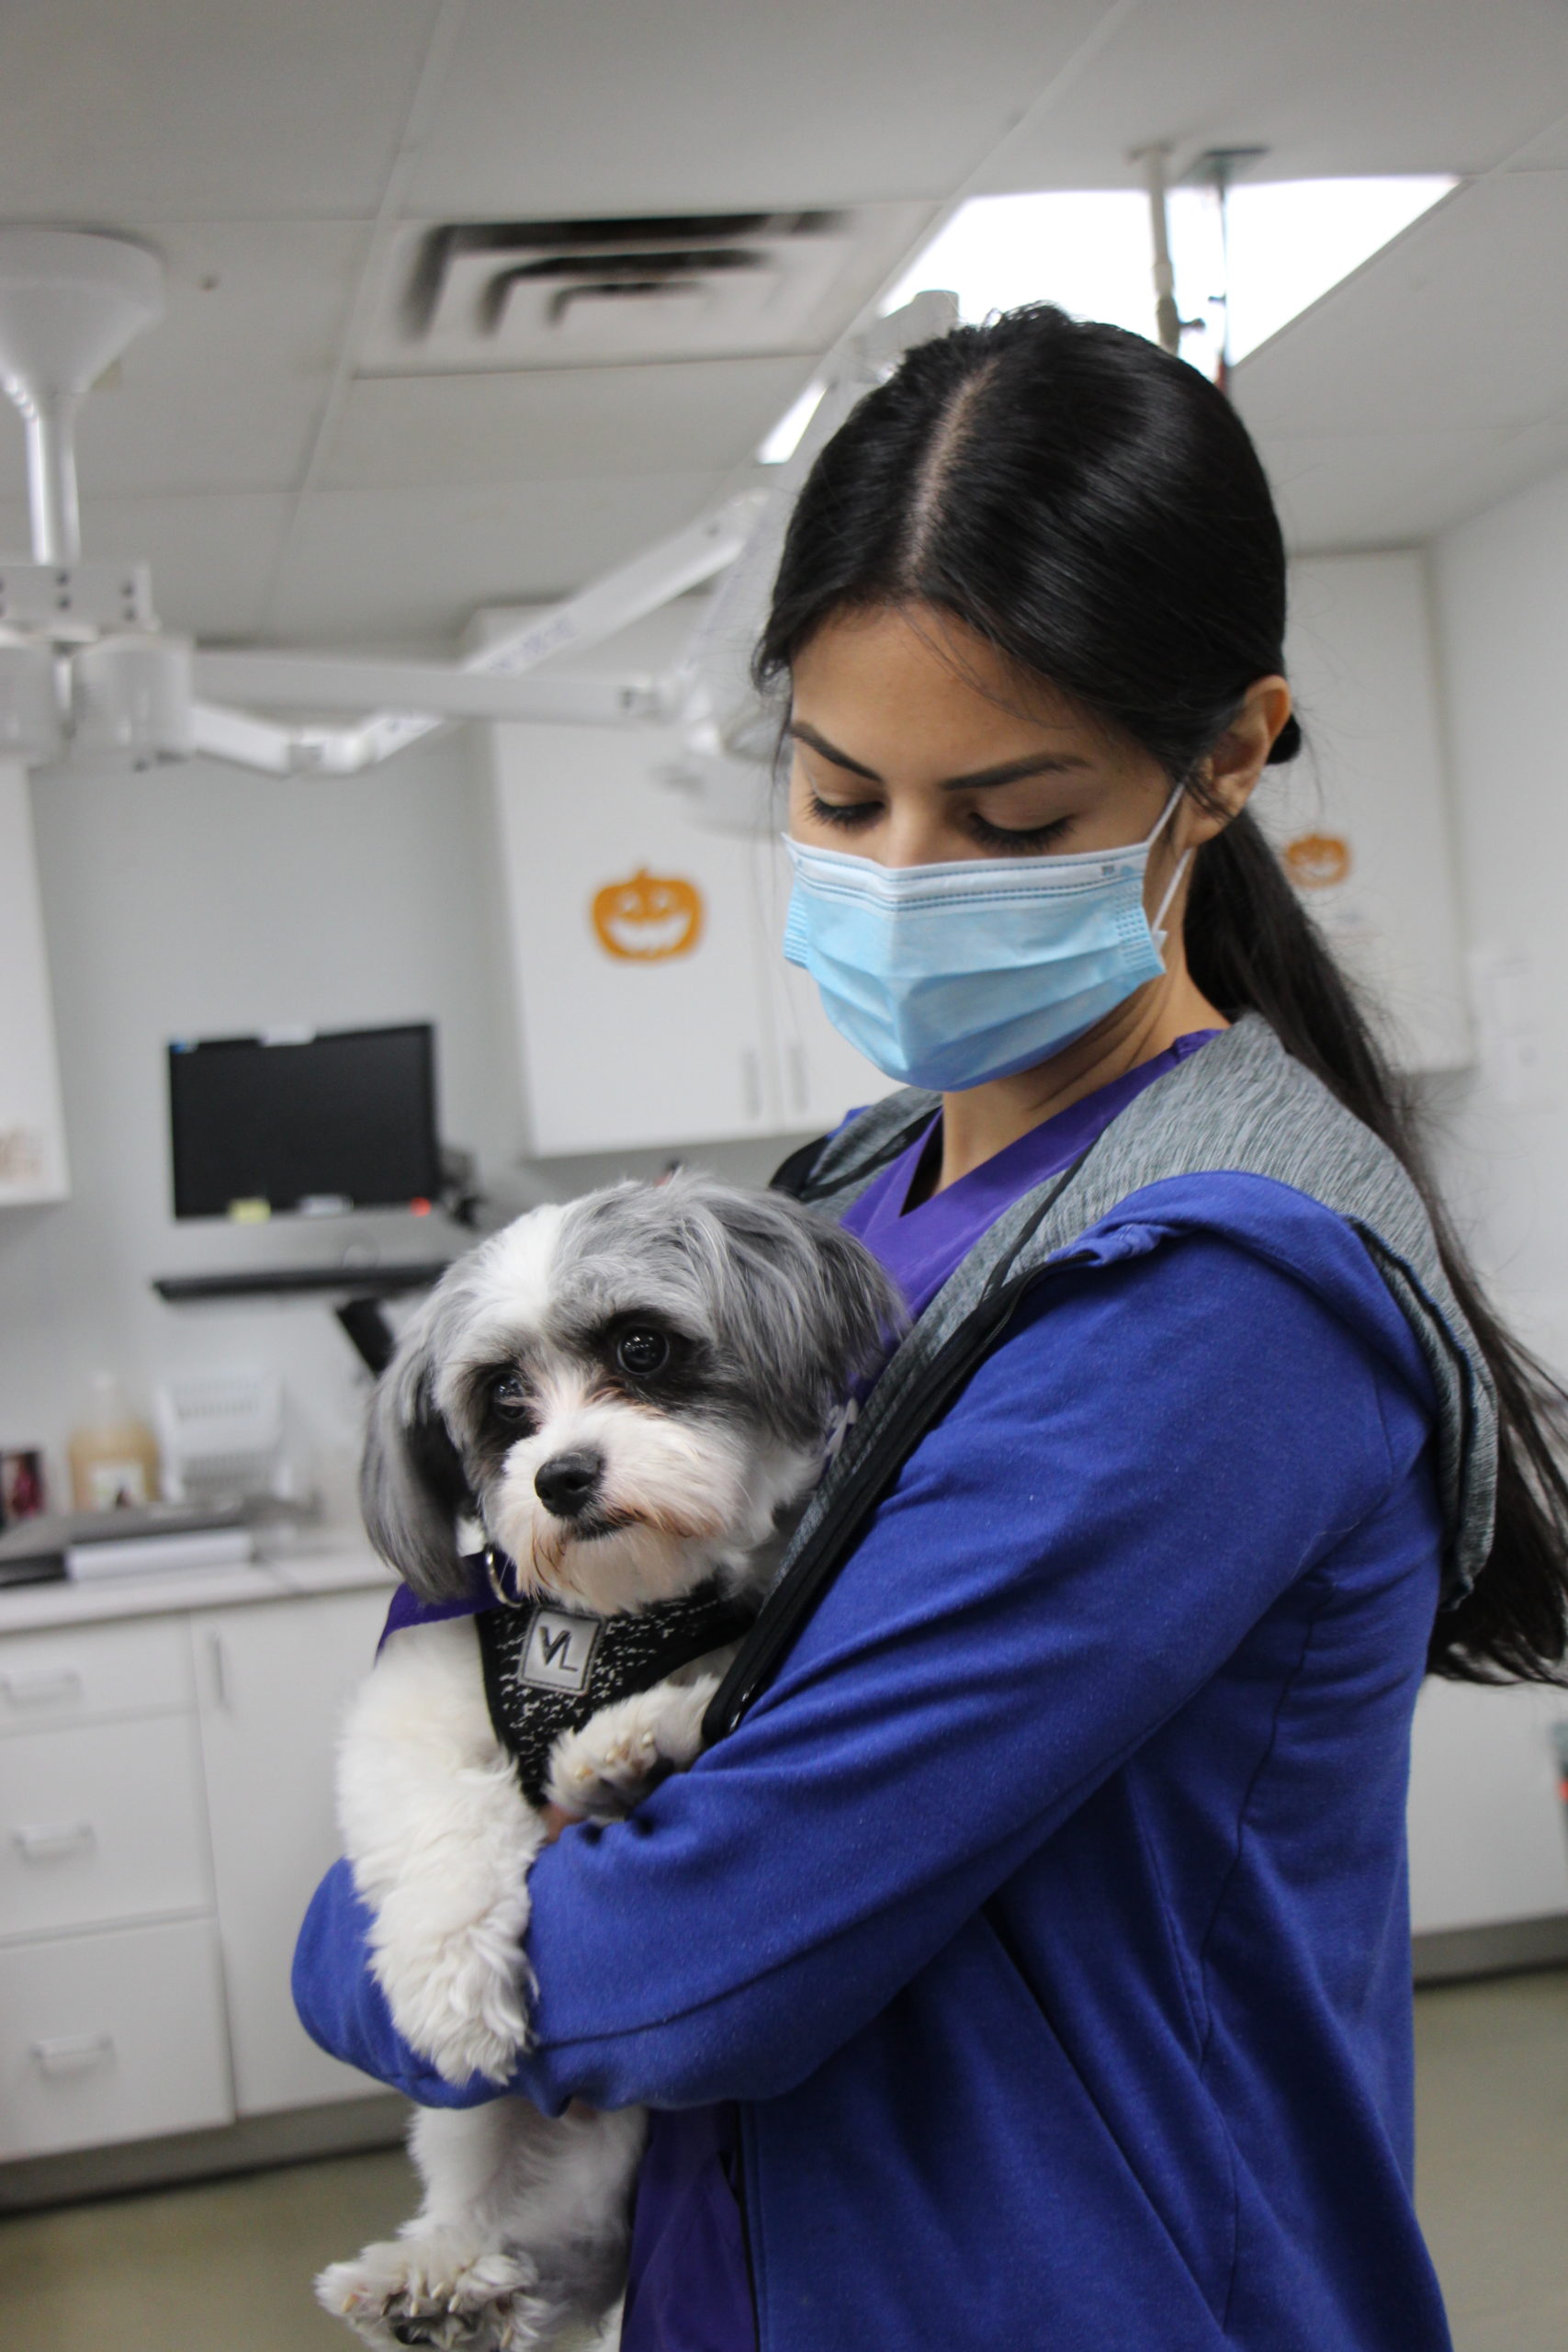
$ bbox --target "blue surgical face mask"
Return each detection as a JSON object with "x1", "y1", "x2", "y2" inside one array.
[{"x1": 783, "y1": 786, "x2": 1190, "y2": 1092}]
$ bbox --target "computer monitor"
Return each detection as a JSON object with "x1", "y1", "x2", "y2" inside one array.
[{"x1": 167, "y1": 1023, "x2": 442, "y2": 1220}]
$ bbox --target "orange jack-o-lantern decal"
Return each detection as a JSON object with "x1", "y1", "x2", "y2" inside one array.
[
  {"x1": 1281, "y1": 831, "x2": 1352, "y2": 891},
  {"x1": 591, "y1": 867, "x2": 705, "y2": 962}
]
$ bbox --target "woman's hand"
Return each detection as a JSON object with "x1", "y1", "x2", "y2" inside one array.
[{"x1": 541, "y1": 1803, "x2": 582, "y2": 1840}]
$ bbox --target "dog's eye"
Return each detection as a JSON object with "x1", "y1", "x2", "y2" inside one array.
[
  {"x1": 615, "y1": 1328, "x2": 669, "y2": 1378},
  {"x1": 489, "y1": 1372, "x2": 532, "y2": 1421}
]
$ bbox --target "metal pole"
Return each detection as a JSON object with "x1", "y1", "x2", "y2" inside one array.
[
  {"x1": 1192, "y1": 150, "x2": 1267, "y2": 398},
  {"x1": 19, "y1": 389, "x2": 82, "y2": 565},
  {"x1": 1134, "y1": 144, "x2": 1182, "y2": 356}
]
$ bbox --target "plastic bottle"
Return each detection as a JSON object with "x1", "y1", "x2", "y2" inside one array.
[{"x1": 68, "y1": 1374, "x2": 162, "y2": 1511}]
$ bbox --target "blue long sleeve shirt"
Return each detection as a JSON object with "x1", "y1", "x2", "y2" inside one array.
[{"x1": 295, "y1": 1170, "x2": 1452, "y2": 2350}]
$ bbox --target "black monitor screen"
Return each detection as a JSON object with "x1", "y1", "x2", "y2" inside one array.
[{"x1": 168, "y1": 1024, "x2": 441, "y2": 1219}]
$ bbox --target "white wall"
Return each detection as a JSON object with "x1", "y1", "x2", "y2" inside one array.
[
  {"x1": 1427, "y1": 461, "x2": 1568, "y2": 1380},
  {"x1": 0, "y1": 734, "x2": 807, "y2": 1527},
  {"x1": 0, "y1": 735, "x2": 525, "y2": 1518}
]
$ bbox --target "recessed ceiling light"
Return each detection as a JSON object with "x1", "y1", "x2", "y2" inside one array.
[
  {"x1": 1199, "y1": 176, "x2": 1456, "y2": 362},
  {"x1": 757, "y1": 173, "x2": 1456, "y2": 458}
]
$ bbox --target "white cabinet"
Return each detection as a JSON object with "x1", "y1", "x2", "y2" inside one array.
[
  {"x1": 0, "y1": 757, "x2": 69, "y2": 1204},
  {"x1": 0, "y1": 1569, "x2": 391, "y2": 2165},
  {"x1": 0, "y1": 1714, "x2": 211, "y2": 1939},
  {"x1": 0, "y1": 1919, "x2": 231, "y2": 2160},
  {"x1": 485, "y1": 721, "x2": 896, "y2": 1156},
  {"x1": 190, "y1": 1587, "x2": 389, "y2": 2117},
  {"x1": 0, "y1": 1613, "x2": 229, "y2": 2158},
  {"x1": 1273, "y1": 554, "x2": 1469, "y2": 1073}
]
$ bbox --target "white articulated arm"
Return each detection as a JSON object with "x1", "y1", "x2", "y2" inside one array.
[{"x1": 188, "y1": 495, "x2": 761, "y2": 775}]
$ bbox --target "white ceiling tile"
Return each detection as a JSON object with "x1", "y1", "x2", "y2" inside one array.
[
  {"x1": 1233, "y1": 174, "x2": 1568, "y2": 440},
  {"x1": 0, "y1": 0, "x2": 438, "y2": 220},
  {"x1": 320, "y1": 357, "x2": 819, "y2": 491},
  {"x1": 1495, "y1": 117, "x2": 1568, "y2": 171},
  {"x1": 262, "y1": 473, "x2": 728, "y2": 646},
  {"x1": 1409, "y1": 410, "x2": 1568, "y2": 537},
  {"x1": 0, "y1": 220, "x2": 371, "y2": 504},
  {"x1": 1253, "y1": 431, "x2": 1508, "y2": 552},
  {"x1": 401, "y1": 0, "x2": 1118, "y2": 217},
  {"x1": 981, "y1": 0, "x2": 1568, "y2": 190}
]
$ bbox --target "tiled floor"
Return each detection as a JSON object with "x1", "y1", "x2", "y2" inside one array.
[
  {"x1": 1, "y1": 1968, "x2": 1564, "y2": 2349},
  {"x1": 0, "y1": 2143, "x2": 417, "y2": 2352},
  {"x1": 1415, "y1": 1967, "x2": 1568, "y2": 2350}
]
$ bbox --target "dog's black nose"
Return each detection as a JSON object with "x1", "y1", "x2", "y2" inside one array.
[{"x1": 534, "y1": 1448, "x2": 604, "y2": 1520}]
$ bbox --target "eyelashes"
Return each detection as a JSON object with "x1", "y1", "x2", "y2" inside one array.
[
  {"x1": 966, "y1": 812, "x2": 1076, "y2": 853},
  {"x1": 805, "y1": 791, "x2": 1075, "y2": 855}
]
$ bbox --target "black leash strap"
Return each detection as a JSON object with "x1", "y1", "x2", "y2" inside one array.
[{"x1": 705, "y1": 1150, "x2": 1098, "y2": 1747}]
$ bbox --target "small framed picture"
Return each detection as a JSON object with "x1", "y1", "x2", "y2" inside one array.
[{"x1": 0, "y1": 1448, "x2": 48, "y2": 1528}]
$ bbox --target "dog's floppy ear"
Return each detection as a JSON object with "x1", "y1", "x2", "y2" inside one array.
[
  {"x1": 359, "y1": 1313, "x2": 475, "y2": 1601},
  {"x1": 682, "y1": 1179, "x2": 908, "y2": 1444}
]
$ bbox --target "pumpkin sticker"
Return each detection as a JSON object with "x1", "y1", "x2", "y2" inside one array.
[
  {"x1": 591, "y1": 867, "x2": 705, "y2": 962},
  {"x1": 1281, "y1": 831, "x2": 1352, "y2": 891}
]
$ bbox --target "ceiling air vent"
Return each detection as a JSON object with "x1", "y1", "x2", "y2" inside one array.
[{"x1": 357, "y1": 207, "x2": 931, "y2": 374}]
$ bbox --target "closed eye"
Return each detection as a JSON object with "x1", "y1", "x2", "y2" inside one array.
[
  {"x1": 807, "y1": 789, "x2": 881, "y2": 831},
  {"x1": 808, "y1": 789, "x2": 1076, "y2": 855},
  {"x1": 966, "y1": 811, "x2": 1075, "y2": 852}
]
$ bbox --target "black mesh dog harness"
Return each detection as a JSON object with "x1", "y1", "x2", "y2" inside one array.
[{"x1": 473, "y1": 1550, "x2": 756, "y2": 1807}]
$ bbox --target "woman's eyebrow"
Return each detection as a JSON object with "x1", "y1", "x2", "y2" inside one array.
[{"x1": 787, "y1": 720, "x2": 1089, "y2": 792}]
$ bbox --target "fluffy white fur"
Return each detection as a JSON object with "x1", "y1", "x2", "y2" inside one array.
[{"x1": 324, "y1": 1614, "x2": 718, "y2": 2351}]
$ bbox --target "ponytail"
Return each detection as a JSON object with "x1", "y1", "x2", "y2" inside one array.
[{"x1": 1189, "y1": 813, "x2": 1568, "y2": 1682}]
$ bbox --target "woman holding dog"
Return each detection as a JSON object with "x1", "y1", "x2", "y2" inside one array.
[{"x1": 297, "y1": 306, "x2": 1568, "y2": 2351}]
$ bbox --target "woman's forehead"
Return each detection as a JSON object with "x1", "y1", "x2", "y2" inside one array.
[
  {"x1": 789, "y1": 606, "x2": 1132, "y2": 785},
  {"x1": 799, "y1": 602, "x2": 1104, "y2": 748}
]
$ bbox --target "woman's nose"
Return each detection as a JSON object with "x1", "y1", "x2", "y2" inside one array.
[{"x1": 877, "y1": 805, "x2": 958, "y2": 868}]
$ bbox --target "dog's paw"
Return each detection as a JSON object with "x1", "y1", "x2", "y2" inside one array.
[
  {"x1": 545, "y1": 1675, "x2": 720, "y2": 1822},
  {"x1": 372, "y1": 1880, "x2": 535, "y2": 2084},
  {"x1": 316, "y1": 2233, "x2": 551, "y2": 2351}
]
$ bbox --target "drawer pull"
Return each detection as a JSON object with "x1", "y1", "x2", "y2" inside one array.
[
  {"x1": 1, "y1": 1668, "x2": 84, "y2": 1710},
  {"x1": 14, "y1": 1819, "x2": 97, "y2": 1862},
  {"x1": 32, "y1": 2031, "x2": 115, "y2": 2076}
]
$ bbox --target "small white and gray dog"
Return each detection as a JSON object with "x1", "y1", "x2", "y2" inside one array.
[{"x1": 317, "y1": 1172, "x2": 899, "y2": 2352}]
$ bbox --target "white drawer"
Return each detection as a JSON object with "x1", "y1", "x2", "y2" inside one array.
[
  {"x1": 0, "y1": 1917, "x2": 232, "y2": 2157},
  {"x1": 0, "y1": 1714, "x2": 211, "y2": 1939},
  {"x1": 0, "y1": 1616, "x2": 191, "y2": 1732}
]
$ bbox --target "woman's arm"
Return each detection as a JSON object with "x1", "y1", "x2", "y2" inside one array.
[{"x1": 295, "y1": 1218, "x2": 1429, "y2": 2110}]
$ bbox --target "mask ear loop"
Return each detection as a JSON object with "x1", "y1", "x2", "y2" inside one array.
[{"x1": 1147, "y1": 785, "x2": 1192, "y2": 958}]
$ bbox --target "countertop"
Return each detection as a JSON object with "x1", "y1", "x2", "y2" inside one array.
[{"x1": 0, "y1": 1533, "x2": 397, "y2": 1635}]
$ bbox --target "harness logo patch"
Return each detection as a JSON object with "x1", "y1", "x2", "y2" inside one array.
[{"x1": 516, "y1": 1605, "x2": 603, "y2": 1694}]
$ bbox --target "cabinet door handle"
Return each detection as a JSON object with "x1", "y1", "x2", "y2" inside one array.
[
  {"x1": 740, "y1": 1047, "x2": 763, "y2": 1121},
  {"x1": 13, "y1": 1819, "x2": 96, "y2": 1862},
  {"x1": 208, "y1": 1631, "x2": 230, "y2": 1711},
  {"x1": 0, "y1": 1668, "x2": 83, "y2": 1711},
  {"x1": 787, "y1": 1042, "x2": 809, "y2": 1116},
  {"x1": 32, "y1": 2031, "x2": 115, "y2": 2076}
]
